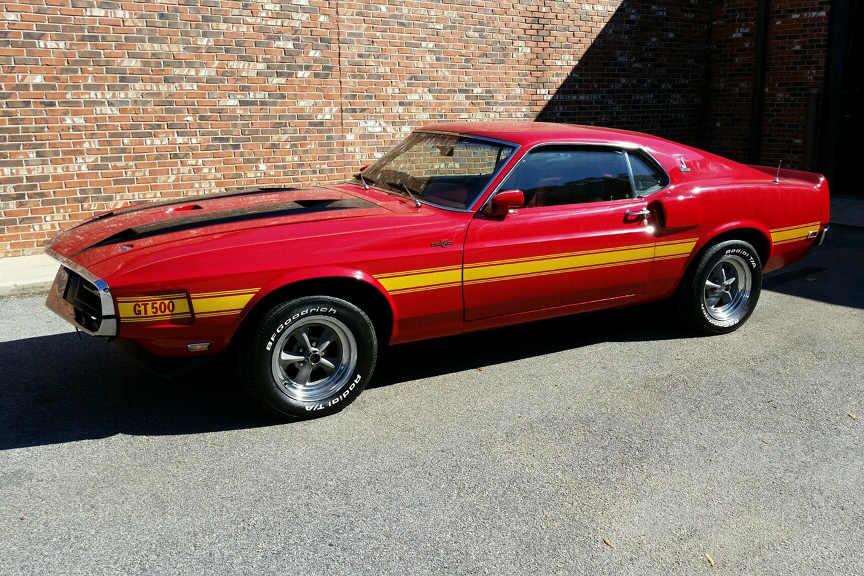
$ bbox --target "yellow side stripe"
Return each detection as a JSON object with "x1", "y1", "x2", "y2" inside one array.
[
  {"x1": 376, "y1": 268, "x2": 462, "y2": 292},
  {"x1": 653, "y1": 253, "x2": 692, "y2": 262},
  {"x1": 117, "y1": 288, "x2": 259, "y2": 324},
  {"x1": 190, "y1": 288, "x2": 260, "y2": 298},
  {"x1": 374, "y1": 264, "x2": 461, "y2": 279},
  {"x1": 769, "y1": 221, "x2": 821, "y2": 233},
  {"x1": 117, "y1": 293, "x2": 186, "y2": 302},
  {"x1": 463, "y1": 257, "x2": 655, "y2": 286},
  {"x1": 191, "y1": 293, "x2": 256, "y2": 314},
  {"x1": 377, "y1": 238, "x2": 701, "y2": 295},
  {"x1": 463, "y1": 240, "x2": 660, "y2": 269},
  {"x1": 771, "y1": 226, "x2": 819, "y2": 243},
  {"x1": 655, "y1": 238, "x2": 699, "y2": 246},
  {"x1": 464, "y1": 245, "x2": 656, "y2": 283},
  {"x1": 655, "y1": 241, "x2": 697, "y2": 258},
  {"x1": 389, "y1": 282, "x2": 463, "y2": 295},
  {"x1": 773, "y1": 236, "x2": 810, "y2": 246},
  {"x1": 122, "y1": 313, "x2": 192, "y2": 323},
  {"x1": 195, "y1": 309, "x2": 244, "y2": 319}
]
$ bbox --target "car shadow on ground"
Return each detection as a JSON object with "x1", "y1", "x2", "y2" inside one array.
[
  {"x1": 760, "y1": 224, "x2": 863, "y2": 310},
  {"x1": 0, "y1": 301, "x2": 682, "y2": 451},
  {"x1": 1, "y1": 226, "x2": 857, "y2": 451},
  {"x1": 376, "y1": 224, "x2": 863, "y2": 388},
  {"x1": 372, "y1": 301, "x2": 683, "y2": 390},
  {"x1": 0, "y1": 332, "x2": 275, "y2": 450}
]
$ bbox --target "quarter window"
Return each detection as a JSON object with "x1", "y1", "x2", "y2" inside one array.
[
  {"x1": 500, "y1": 147, "x2": 633, "y2": 208},
  {"x1": 628, "y1": 152, "x2": 669, "y2": 196}
]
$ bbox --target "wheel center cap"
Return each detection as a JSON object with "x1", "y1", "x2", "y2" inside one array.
[{"x1": 307, "y1": 350, "x2": 321, "y2": 365}]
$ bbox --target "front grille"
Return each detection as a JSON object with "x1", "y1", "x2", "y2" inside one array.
[{"x1": 63, "y1": 269, "x2": 104, "y2": 332}]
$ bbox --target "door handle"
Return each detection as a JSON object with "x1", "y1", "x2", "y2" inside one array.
[{"x1": 625, "y1": 208, "x2": 651, "y2": 219}]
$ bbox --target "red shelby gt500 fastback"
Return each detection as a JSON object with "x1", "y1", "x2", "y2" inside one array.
[{"x1": 45, "y1": 122, "x2": 829, "y2": 418}]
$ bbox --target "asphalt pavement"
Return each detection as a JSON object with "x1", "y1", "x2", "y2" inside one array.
[{"x1": 0, "y1": 225, "x2": 862, "y2": 575}]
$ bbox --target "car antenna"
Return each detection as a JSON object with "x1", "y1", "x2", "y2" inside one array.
[{"x1": 774, "y1": 160, "x2": 782, "y2": 184}]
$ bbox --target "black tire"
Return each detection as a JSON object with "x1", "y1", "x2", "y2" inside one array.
[
  {"x1": 241, "y1": 296, "x2": 377, "y2": 419},
  {"x1": 679, "y1": 240, "x2": 762, "y2": 335}
]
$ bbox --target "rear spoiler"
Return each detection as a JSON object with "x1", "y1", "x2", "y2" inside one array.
[
  {"x1": 747, "y1": 164, "x2": 830, "y2": 226},
  {"x1": 746, "y1": 164, "x2": 825, "y2": 187}
]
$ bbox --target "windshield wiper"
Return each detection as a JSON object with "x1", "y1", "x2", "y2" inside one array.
[
  {"x1": 389, "y1": 181, "x2": 421, "y2": 208},
  {"x1": 355, "y1": 171, "x2": 371, "y2": 190}
]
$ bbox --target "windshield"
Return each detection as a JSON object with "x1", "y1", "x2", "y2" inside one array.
[{"x1": 356, "y1": 132, "x2": 516, "y2": 210}]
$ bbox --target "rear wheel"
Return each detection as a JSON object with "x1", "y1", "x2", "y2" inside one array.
[
  {"x1": 241, "y1": 296, "x2": 377, "y2": 419},
  {"x1": 680, "y1": 240, "x2": 762, "y2": 334}
]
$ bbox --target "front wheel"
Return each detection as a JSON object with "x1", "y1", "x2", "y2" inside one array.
[
  {"x1": 241, "y1": 296, "x2": 378, "y2": 419},
  {"x1": 680, "y1": 240, "x2": 762, "y2": 334}
]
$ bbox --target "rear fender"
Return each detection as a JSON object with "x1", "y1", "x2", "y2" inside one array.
[{"x1": 689, "y1": 220, "x2": 773, "y2": 267}]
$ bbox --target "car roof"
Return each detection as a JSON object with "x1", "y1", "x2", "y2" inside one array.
[{"x1": 418, "y1": 121, "x2": 683, "y2": 154}]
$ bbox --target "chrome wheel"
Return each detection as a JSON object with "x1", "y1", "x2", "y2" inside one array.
[
  {"x1": 702, "y1": 254, "x2": 752, "y2": 322},
  {"x1": 269, "y1": 316, "x2": 357, "y2": 402}
]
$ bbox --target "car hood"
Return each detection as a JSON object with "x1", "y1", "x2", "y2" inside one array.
[{"x1": 46, "y1": 184, "x2": 404, "y2": 271}]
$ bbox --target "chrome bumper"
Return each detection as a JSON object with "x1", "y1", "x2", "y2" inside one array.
[{"x1": 45, "y1": 250, "x2": 118, "y2": 337}]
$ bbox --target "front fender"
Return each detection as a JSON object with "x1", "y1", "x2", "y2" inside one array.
[{"x1": 231, "y1": 265, "x2": 399, "y2": 340}]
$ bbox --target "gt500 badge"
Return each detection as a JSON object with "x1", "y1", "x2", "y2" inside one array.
[{"x1": 117, "y1": 293, "x2": 191, "y2": 323}]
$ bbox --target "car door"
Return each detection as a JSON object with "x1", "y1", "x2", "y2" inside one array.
[{"x1": 463, "y1": 146, "x2": 658, "y2": 322}]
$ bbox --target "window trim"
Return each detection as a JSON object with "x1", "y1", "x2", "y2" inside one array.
[
  {"x1": 475, "y1": 142, "x2": 670, "y2": 213},
  {"x1": 623, "y1": 149, "x2": 670, "y2": 197}
]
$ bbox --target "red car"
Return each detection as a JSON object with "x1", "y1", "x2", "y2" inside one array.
[{"x1": 45, "y1": 122, "x2": 830, "y2": 419}]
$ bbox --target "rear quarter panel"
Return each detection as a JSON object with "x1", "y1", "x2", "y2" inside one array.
[{"x1": 644, "y1": 158, "x2": 824, "y2": 297}]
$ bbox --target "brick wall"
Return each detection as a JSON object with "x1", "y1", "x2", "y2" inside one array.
[
  {"x1": 0, "y1": 0, "x2": 717, "y2": 257},
  {"x1": 704, "y1": 1, "x2": 831, "y2": 167},
  {"x1": 0, "y1": 1, "x2": 834, "y2": 257},
  {"x1": 536, "y1": 0, "x2": 710, "y2": 148}
]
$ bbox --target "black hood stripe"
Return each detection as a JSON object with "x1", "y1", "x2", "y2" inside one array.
[
  {"x1": 78, "y1": 186, "x2": 304, "y2": 225},
  {"x1": 76, "y1": 197, "x2": 374, "y2": 254}
]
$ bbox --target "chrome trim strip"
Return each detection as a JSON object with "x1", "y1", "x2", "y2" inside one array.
[
  {"x1": 44, "y1": 249, "x2": 118, "y2": 337},
  {"x1": 474, "y1": 141, "x2": 672, "y2": 213},
  {"x1": 623, "y1": 150, "x2": 638, "y2": 196},
  {"x1": 419, "y1": 130, "x2": 521, "y2": 148},
  {"x1": 45, "y1": 248, "x2": 97, "y2": 286}
]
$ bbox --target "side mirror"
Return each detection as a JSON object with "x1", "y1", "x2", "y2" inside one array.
[{"x1": 489, "y1": 190, "x2": 525, "y2": 217}]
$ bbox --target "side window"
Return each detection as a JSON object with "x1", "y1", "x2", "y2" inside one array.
[
  {"x1": 627, "y1": 152, "x2": 669, "y2": 196},
  {"x1": 500, "y1": 147, "x2": 633, "y2": 208}
]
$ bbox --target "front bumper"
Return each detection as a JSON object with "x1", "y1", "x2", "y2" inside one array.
[{"x1": 45, "y1": 249, "x2": 118, "y2": 337}]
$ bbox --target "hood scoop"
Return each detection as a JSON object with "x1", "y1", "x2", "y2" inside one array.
[
  {"x1": 167, "y1": 204, "x2": 204, "y2": 212},
  {"x1": 112, "y1": 186, "x2": 300, "y2": 217},
  {"x1": 76, "y1": 197, "x2": 373, "y2": 255}
]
